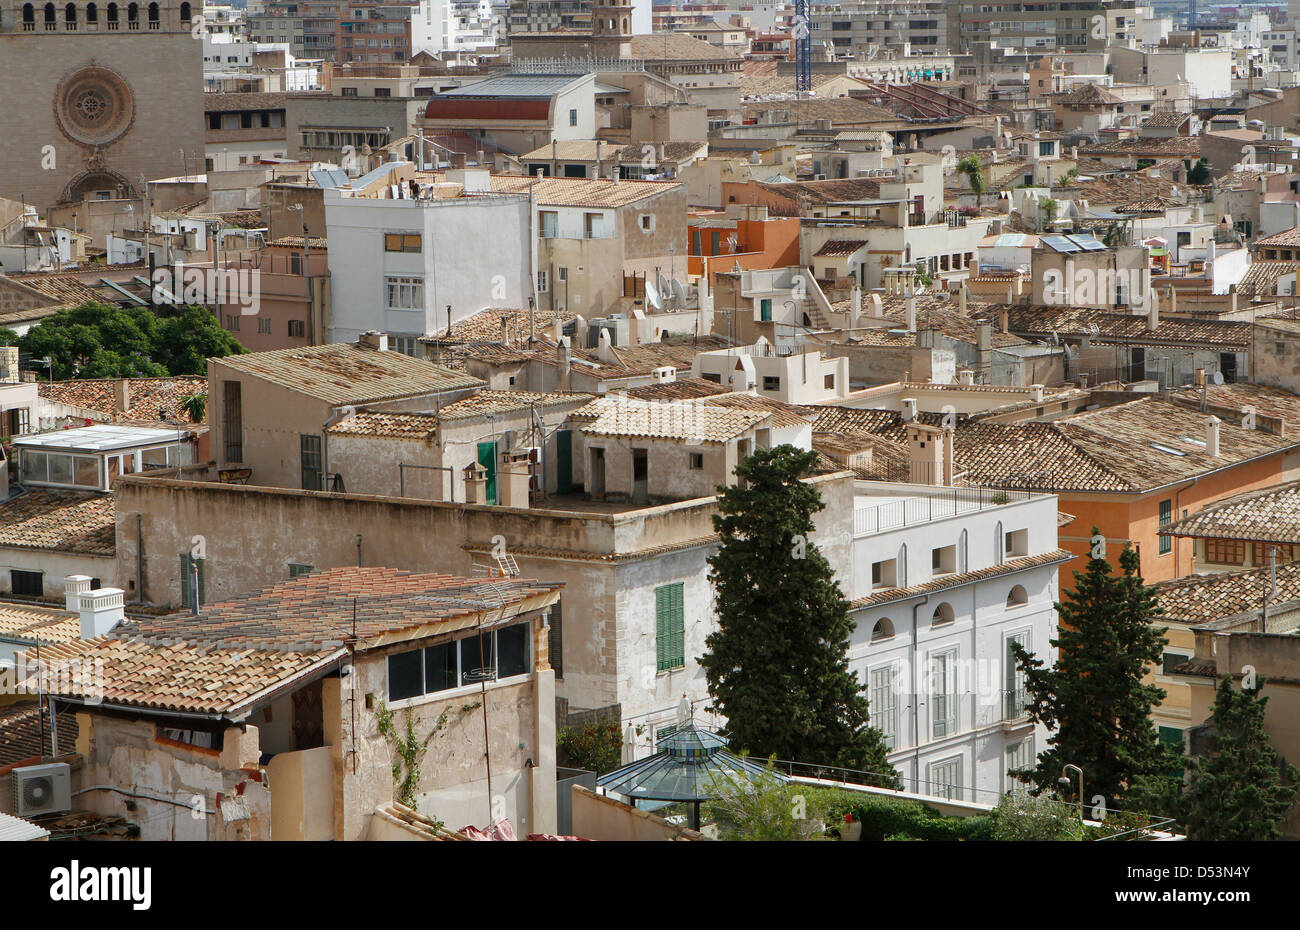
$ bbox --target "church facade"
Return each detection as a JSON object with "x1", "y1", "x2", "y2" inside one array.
[{"x1": 0, "y1": 0, "x2": 204, "y2": 211}]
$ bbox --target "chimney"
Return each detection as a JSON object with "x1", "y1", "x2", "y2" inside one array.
[
  {"x1": 900, "y1": 397, "x2": 918, "y2": 421},
  {"x1": 359, "y1": 330, "x2": 389, "y2": 351},
  {"x1": 976, "y1": 322, "x2": 992, "y2": 381},
  {"x1": 997, "y1": 307, "x2": 1009, "y2": 333},
  {"x1": 115, "y1": 379, "x2": 131, "y2": 414},
  {"x1": 1206, "y1": 415, "x2": 1220, "y2": 457},
  {"x1": 463, "y1": 461, "x2": 489, "y2": 505},
  {"x1": 958, "y1": 368, "x2": 975, "y2": 385},
  {"x1": 497, "y1": 450, "x2": 533, "y2": 508},
  {"x1": 958, "y1": 284, "x2": 968, "y2": 315},
  {"x1": 905, "y1": 295, "x2": 917, "y2": 332},
  {"x1": 64, "y1": 575, "x2": 93, "y2": 612},
  {"x1": 1194, "y1": 368, "x2": 1206, "y2": 388},
  {"x1": 1030, "y1": 383, "x2": 1045, "y2": 403},
  {"x1": 78, "y1": 587, "x2": 125, "y2": 640},
  {"x1": 558, "y1": 337, "x2": 572, "y2": 392},
  {"x1": 851, "y1": 285, "x2": 862, "y2": 317},
  {"x1": 906, "y1": 422, "x2": 948, "y2": 486},
  {"x1": 1146, "y1": 295, "x2": 1159, "y2": 332},
  {"x1": 870, "y1": 293, "x2": 883, "y2": 316}
]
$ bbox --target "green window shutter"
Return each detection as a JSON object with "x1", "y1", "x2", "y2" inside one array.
[
  {"x1": 548, "y1": 600, "x2": 563, "y2": 679},
  {"x1": 656, "y1": 583, "x2": 684, "y2": 671},
  {"x1": 180, "y1": 554, "x2": 191, "y2": 608}
]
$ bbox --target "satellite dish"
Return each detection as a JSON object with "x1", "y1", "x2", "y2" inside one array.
[
  {"x1": 645, "y1": 279, "x2": 663, "y2": 310},
  {"x1": 1211, "y1": 371, "x2": 1225, "y2": 385}
]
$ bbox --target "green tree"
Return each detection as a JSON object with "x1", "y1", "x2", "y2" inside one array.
[
  {"x1": 1183, "y1": 675, "x2": 1300, "y2": 840},
  {"x1": 700, "y1": 445, "x2": 897, "y2": 781},
  {"x1": 17, "y1": 300, "x2": 243, "y2": 380},
  {"x1": 557, "y1": 719, "x2": 623, "y2": 775},
  {"x1": 1039, "y1": 197, "x2": 1059, "y2": 230},
  {"x1": 179, "y1": 392, "x2": 207, "y2": 423},
  {"x1": 1187, "y1": 158, "x2": 1211, "y2": 185},
  {"x1": 153, "y1": 304, "x2": 245, "y2": 375},
  {"x1": 705, "y1": 762, "x2": 833, "y2": 841},
  {"x1": 1011, "y1": 534, "x2": 1180, "y2": 808},
  {"x1": 0, "y1": 328, "x2": 18, "y2": 347},
  {"x1": 956, "y1": 154, "x2": 987, "y2": 210}
]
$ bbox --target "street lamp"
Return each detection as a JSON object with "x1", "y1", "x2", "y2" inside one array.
[{"x1": 1059, "y1": 763, "x2": 1084, "y2": 822}]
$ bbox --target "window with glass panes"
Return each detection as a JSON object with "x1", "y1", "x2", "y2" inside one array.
[
  {"x1": 1204, "y1": 538, "x2": 1245, "y2": 564},
  {"x1": 655, "y1": 583, "x2": 685, "y2": 671},
  {"x1": 931, "y1": 649, "x2": 957, "y2": 738},
  {"x1": 1004, "y1": 631, "x2": 1030, "y2": 719},
  {"x1": 386, "y1": 622, "x2": 532, "y2": 702},
  {"x1": 929, "y1": 757, "x2": 961, "y2": 800},
  {"x1": 869, "y1": 665, "x2": 897, "y2": 749},
  {"x1": 385, "y1": 275, "x2": 423, "y2": 311},
  {"x1": 1005, "y1": 737, "x2": 1033, "y2": 793}
]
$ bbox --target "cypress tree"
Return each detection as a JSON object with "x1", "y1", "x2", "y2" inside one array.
[
  {"x1": 699, "y1": 445, "x2": 896, "y2": 781},
  {"x1": 1184, "y1": 675, "x2": 1300, "y2": 841},
  {"x1": 1011, "y1": 534, "x2": 1180, "y2": 808}
]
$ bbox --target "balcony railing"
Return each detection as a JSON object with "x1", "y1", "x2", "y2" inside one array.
[{"x1": 853, "y1": 486, "x2": 1035, "y2": 536}]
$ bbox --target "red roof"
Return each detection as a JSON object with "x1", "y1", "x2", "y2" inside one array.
[{"x1": 423, "y1": 98, "x2": 551, "y2": 122}]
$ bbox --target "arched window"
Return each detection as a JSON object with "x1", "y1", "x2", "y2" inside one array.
[
  {"x1": 147, "y1": 0, "x2": 158, "y2": 27},
  {"x1": 127, "y1": 1, "x2": 138, "y2": 29},
  {"x1": 106, "y1": 1, "x2": 117, "y2": 27},
  {"x1": 44, "y1": 2, "x2": 56, "y2": 28},
  {"x1": 931, "y1": 602, "x2": 954, "y2": 626},
  {"x1": 22, "y1": 3, "x2": 35, "y2": 29},
  {"x1": 65, "y1": 2, "x2": 76, "y2": 26},
  {"x1": 180, "y1": 0, "x2": 190, "y2": 24},
  {"x1": 871, "y1": 617, "x2": 895, "y2": 643},
  {"x1": 87, "y1": 2, "x2": 97, "y2": 22},
  {"x1": 1007, "y1": 585, "x2": 1028, "y2": 608}
]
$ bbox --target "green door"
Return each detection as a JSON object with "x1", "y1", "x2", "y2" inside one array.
[
  {"x1": 760, "y1": 298, "x2": 772, "y2": 322},
  {"x1": 556, "y1": 430, "x2": 573, "y2": 495},
  {"x1": 477, "y1": 441, "x2": 497, "y2": 505}
]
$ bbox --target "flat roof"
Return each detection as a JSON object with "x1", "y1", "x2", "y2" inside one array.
[{"x1": 12, "y1": 425, "x2": 184, "y2": 453}]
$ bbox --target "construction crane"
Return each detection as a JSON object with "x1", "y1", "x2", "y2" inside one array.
[{"x1": 793, "y1": 0, "x2": 811, "y2": 96}]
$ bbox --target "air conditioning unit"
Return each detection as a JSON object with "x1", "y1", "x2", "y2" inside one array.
[{"x1": 12, "y1": 762, "x2": 72, "y2": 818}]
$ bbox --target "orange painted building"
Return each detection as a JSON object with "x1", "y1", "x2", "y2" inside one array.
[{"x1": 686, "y1": 204, "x2": 799, "y2": 278}]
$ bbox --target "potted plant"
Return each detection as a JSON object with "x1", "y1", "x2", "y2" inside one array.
[{"x1": 840, "y1": 812, "x2": 862, "y2": 842}]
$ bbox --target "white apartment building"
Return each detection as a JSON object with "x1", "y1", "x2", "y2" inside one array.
[
  {"x1": 690, "y1": 339, "x2": 851, "y2": 404},
  {"x1": 845, "y1": 468, "x2": 1067, "y2": 802},
  {"x1": 411, "y1": 0, "x2": 499, "y2": 54},
  {"x1": 323, "y1": 163, "x2": 533, "y2": 347}
]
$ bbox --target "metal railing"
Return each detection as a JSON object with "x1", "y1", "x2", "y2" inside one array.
[{"x1": 853, "y1": 486, "x2": 1035, "y2": 536}]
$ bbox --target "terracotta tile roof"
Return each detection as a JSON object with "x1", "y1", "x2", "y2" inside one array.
[
  {"x1": 629, "y1": 33, "x2": 742, "y2": 61},
  {"x1": 1051, "y1": 84, "x2": 1123, "y2": 106},
  {"x1": 1141, "y1": 109, "x2": 1193, "y2": 128},
  {"x1": 490, "y1": 175, "x2": 681, "y2": 208},
  {"x1": 429, "y1": 306, "x2": 578, "y2": 344},
  {"x1": 696, "y1": 391, "x2": 815, "y2": 429},
  {"x1": 1255, "y1": 227, "x2": 1300, "y2": 248},
  {"x1": 1238, "y1": 261, "x2": 1300, "y2": 298},
  {"x1": 850, "y1": 549, "x2": 1076, "y2": 609},
  {"x1": 0, "y1": 602, "x2": 81, "y2": 646},
  {"x1": 213, "y1": 342, "x2": 485, "y2": 405},
  {"x1": 815, "y1": 239, "x2": 871, "y2": 257},
  {"x1": 1164, "y1": 479, "x2": 1300, "y2": 543},
  {"x1": 997, "y1": 305, "x2": 1249, "y2": 348},
  {"x1": 434, "y1": 389, "x2": 595, "y2": 421},
  {"x1": 1078, "y1": 136, "x2": 1202, "y2": 157},
  {"x1": 324, "y1": 411, "x2": 440, "y2": 440},
  {"x1": 1155, "y1": 560, "x2": 1300, "y2": 625},
  {"x1": 741, "y1": 97, "x2": 898, "y2": 126},
  {"x1": 755, "y1": 177, "x2": 883, "y2": 207},
  {"x1": 572, "y1": 396, "x2": 769, "y2": 443},
  {"x1": 803, "y1": 396, "x2": 1300, "y2": 493},
  {"x1": 1169, "y1": 382, "x2": 1300, "y2": 434},
  {"x1": 835, "y1": 294, "x2": 1026, "y2": 348},
  {"x1": 1060, "y1": 174, "x2": 1184, "y2": 206},
  {"x1": 3, "y1": 272, "x2": 103, "y2": 305},
  {"x1": 0, "y1": 702, "x2": 80, "y2": 768},
  {"x1": 41, "y1": 567, "x2": 563, "y2": 715},
  {"x1": 0, "y1": 490, "x2": 115, "y2": 556},
  {"x1": 739, "y1": 61, "x2": 864, "y2": 98},
  {"x1": 625, "y1": 377, "x2": 728, "y2": 401},
  {"x1": 38, "y1": 377, "x2": 207, "y2": 423}
]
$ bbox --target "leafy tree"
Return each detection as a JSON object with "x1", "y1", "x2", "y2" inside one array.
[
  {"x1": 153, "y1": 304, "x2": 245, "y2": 375},
  {"x1": 16, "y1": 300, "x2": 243, "y2": 380},
  {"x1": 1183, "y1": 675, "x2": 1300, "y2": 840},
  {"x1": 1011, "y1": 533, "x2": 1181, "y2": 808},
  {"x1": 700, "y1": 445, "x2": 897, "y2": 781},
  {"x1": 1187, "y1": 158, "x2": 1211, "y2": 185},
  {"x1": 705, "y1": 762, "x2": 833, "y2": 841},
  {"x1": 0, "y1": 328, "x2": 18, "y2": 347},
  {"x1": 1039, "y1": 197, "x2": 1059, "y2": 230},
  {"x1": 956, "y1": 154, "x2": 987, "y2": 210},
  {"x1": 557, "y1": 719, "x2": 623, "y2": 775}
]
